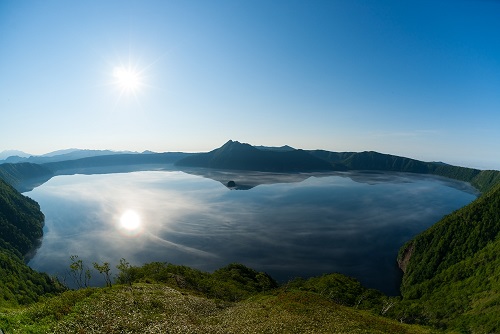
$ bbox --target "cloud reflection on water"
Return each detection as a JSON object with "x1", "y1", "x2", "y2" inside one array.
[{"x1": 26, "y1": 170, "x2": 476, "y2": 295}]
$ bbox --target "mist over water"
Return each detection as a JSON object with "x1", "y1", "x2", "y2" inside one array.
[{"x1": 26, "y1": 170, "x2": 477, "y2": 295}]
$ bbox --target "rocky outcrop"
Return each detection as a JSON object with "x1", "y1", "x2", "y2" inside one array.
[{"x1": 397, "y1": 241, "x2": 415, "y2": 274}]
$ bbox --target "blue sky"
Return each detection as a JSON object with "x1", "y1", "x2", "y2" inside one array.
[{"x1": 1, "y1": 0, "x2": 499, "y2": 169}]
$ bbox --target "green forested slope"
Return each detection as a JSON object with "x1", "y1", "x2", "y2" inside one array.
[
  {"x1": 397, "y1": 183, "x2": 500, "y2": 331},
  {"x1": 312, "y1": 150, "x2": 500, "y2": 193},
  {"x1": 0, "y1": 250, "x2": 63, "y2": 306},
  {"x1": 0, "y1": 178, "x2": 45, "y2": 257},
  {"x1": 399, "y1": 183, "x2": 500, "y2": 287},
  {"x1": 0, "y1": 178, "x2": 65, "y2": 307},
  {"x1": 0, "y1": 163, "x2": 53, "y2": 192},
  {"x1": 341, "y1": 151, "x2": 430, "y2": 173}
]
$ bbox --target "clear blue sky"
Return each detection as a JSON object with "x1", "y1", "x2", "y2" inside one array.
[{"x1": 1, "y1": 0, "x2": 499, "y2": 169}]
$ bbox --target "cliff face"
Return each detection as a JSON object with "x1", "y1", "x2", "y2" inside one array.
[{"x1": 397, "y1": 241, "x2": 414, "y2": 274}]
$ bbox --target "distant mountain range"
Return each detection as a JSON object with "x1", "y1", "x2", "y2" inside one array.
[
  {"x1": 0, "y1": 140, "x2": 499, "y2": 193},
  {"x1": 0, "y1": 150, "x2": 32, "y2": 160},
  {"x1": 0, "y1": 149, "x2": 141, "y2": 164}
]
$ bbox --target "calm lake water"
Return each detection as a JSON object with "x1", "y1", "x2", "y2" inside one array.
[{"x1": 26, "y1": 170, "x2": 477, "y2": 295}]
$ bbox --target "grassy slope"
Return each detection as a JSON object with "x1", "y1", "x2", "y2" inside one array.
[{"x1": 0, "y1": 284, "x2": 436, "y2": 334}]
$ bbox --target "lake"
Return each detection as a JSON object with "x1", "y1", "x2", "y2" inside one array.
[{"x1": 26, "y1": 169, "x2": 477, "y2": 295}]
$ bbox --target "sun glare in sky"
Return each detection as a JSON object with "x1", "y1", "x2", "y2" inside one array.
[{"x1": 113, "y1": 66, "x2": 143, "y2": 93}]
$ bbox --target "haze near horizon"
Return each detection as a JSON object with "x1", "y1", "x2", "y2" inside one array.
[{"x1": 1, "y1": 1, "x2": 499, "y2": 169}]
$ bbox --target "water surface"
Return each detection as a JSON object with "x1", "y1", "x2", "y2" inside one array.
[{"x1": 26, "y1": 170, "x2": 477, "y2": 295}]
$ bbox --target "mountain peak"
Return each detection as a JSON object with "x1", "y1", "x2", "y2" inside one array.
[
  {"x1": 221, "y1": 140, "x2": 243, "y2": 147},
  {"x1": 218, "y1": 140, "x2": 256, "y2": 152}
]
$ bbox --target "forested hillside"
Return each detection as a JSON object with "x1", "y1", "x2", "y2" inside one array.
[
  {"x1": 396, "y1": 183, "x2": 500, "y2": 331},
  {"x1": 310, "y1": 150, "x2": 500, "y2": 193},
  {"x1": 0, "y1": 179, "x2": 64, "y2": 307},
  {"x1": 0, "y1": 163, "x2": 53, "y2": 192},
  {"x1": 0, "y1": 178, "x2": 45, "y2": 257}
]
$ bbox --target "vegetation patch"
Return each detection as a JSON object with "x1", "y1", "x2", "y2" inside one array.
[{"x1": 1, "y1": 283, "x2": 435, "y2": 334}]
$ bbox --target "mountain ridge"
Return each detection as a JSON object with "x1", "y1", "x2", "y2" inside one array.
[
  {"x1": 0, "y1": 150, "x2": 32, "y2": 160},
  {"x1": 175, "y1": 140, "x2": 335, "y2": 172},
  {"x1": 1, "y1": 149, "x2": 140, "y2": 164},
  {"x1": 175, "y1": 140, "x2": 499, "y2": 193},
  {"x1": 1, "y1": 140, "x2": 499, "y2": 193}
]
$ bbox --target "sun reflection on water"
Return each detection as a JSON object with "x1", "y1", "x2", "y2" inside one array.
[{"x1": 118, "y1": 209, "x2": 142, "y2": 236}]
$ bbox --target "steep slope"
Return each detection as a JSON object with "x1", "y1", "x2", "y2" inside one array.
[
  {"x1": 0, "y1": 178, "x2": 64, "y2": 306},
  {"x1": 397, "y1": 183, "x2": 500, "y2": 331},
  {"x1": 0, "y1": 178, "x2": 45, "y2": 257},
  {"x1": 0, "y1": 163, "x2": 54, "y2": 192},
  {"x1": 176, "y1": 140, "x2": 334, "y2": 172}
]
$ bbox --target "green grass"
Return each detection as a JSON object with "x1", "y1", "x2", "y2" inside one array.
[{"x1": 0, "y1": 283, "x2": 437, "y2": 334}]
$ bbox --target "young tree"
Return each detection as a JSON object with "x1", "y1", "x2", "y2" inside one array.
[
  {"x1": 116, "y1": 258, "x2": 132, "y2": 285},
  {"x1": 69, "y1": 255, "x2": 91, "y2": 289},
  {"x1": 93, "y1": 261, "x2": 112, "y2": 287}
]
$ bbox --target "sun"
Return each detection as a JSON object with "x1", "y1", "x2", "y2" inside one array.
[
  {"x1": 105, "y1": 53, "x2": 157, "y2": 109},
  {"x1": 113, "y1": 66, "x2": 143, "y2": 93}
]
